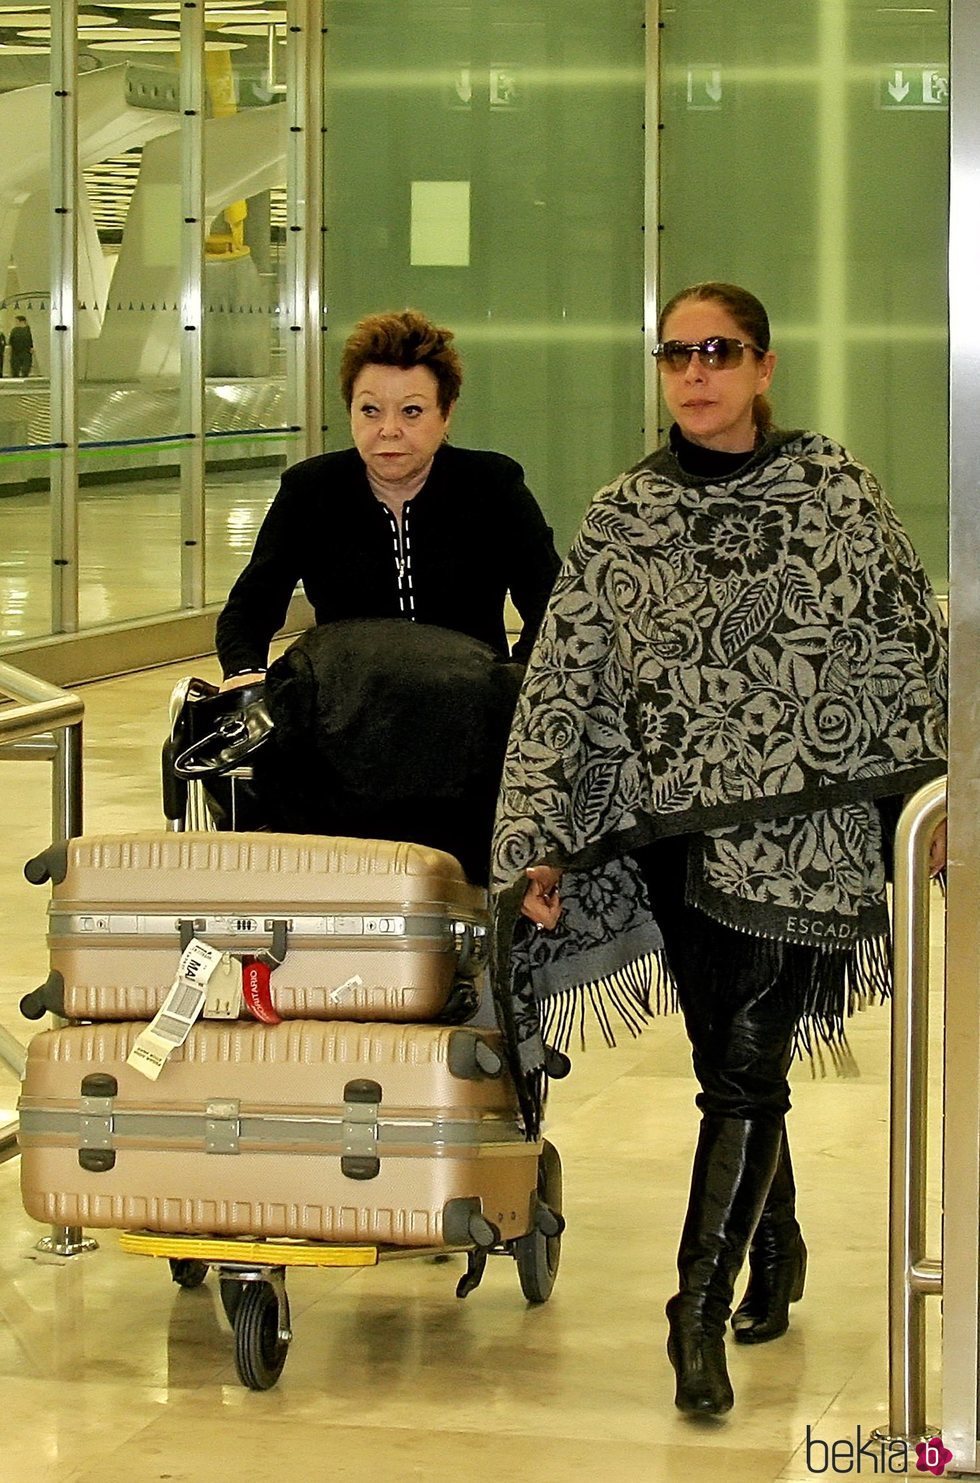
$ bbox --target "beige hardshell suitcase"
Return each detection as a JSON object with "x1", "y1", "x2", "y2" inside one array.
[
  {"x1": 17, "y1": 1019, "x2": 539, "y2": 1246},
  {"x1": 20, "y1": 832, "x2": 486, "y2": 1024}
]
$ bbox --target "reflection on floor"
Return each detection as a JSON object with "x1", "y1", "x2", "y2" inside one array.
[
  {"x1": 0, "y1": 467, "x2": 281, "y2": 643},
  {"x1": 0, "y1": 661, "x2": 946, "y2": 1482}
]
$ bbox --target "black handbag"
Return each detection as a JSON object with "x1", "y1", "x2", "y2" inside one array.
[
  {"x1": 172, "y1": 680, "x2": 274, "y2": 778},
  {"x1": 162, "y1": 678, "x2": 275, "y2": 831}
]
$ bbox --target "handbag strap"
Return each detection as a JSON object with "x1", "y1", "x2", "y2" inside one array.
[{"x1": 172, "y1": 697, "x2": 274, "y2": 778}]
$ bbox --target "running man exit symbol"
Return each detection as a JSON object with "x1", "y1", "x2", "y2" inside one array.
[
  {"x1": 687, "y1": 66, "x2": 723, "y2": 110},
  {"x1": 881, "y1": 65, "x2": 949, "y2": 110}
]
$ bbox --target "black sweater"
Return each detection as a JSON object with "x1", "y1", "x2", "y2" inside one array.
[{"x1": 215, "y1": 443, "x2": 562, "y2": 675}]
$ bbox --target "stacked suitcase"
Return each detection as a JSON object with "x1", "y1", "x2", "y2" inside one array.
[{"x1": 16, "y1": 831, "x2": 552, "y2": 1254}]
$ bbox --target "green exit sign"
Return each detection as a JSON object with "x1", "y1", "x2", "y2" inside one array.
[{"x1": 880, "y1": 65, "x2": 949, "y2": 111}]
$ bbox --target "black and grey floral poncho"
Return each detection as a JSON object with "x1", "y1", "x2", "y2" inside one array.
[{"x1": 490, "y1": 430, "x2": 948, "y2": 1135}]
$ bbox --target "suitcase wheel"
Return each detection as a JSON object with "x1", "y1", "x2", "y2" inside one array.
[
  {"x1": 513, "y1": 1139, "x2": 563, "y2": 1304},
  {"x1": 20, "y1": 970, "x2": 66, "y2": 1021},
  {"x1": 234, "y1": 1278, "x2": 291, "y2": 1391},
  {"x1": 169, "y1": 1258, "x2": 209, "y2": 1290},
  {"x1": 23, "y1": 841, "x2": 68, "y2": 887}
]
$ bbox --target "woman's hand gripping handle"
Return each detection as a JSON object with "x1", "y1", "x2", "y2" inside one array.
[{"x1": 521, "y1": 865, "x2": 563, "y2": 931}]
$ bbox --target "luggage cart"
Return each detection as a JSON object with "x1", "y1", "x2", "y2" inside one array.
[
  {"x1": 114, "y1": 678, "x2": 562, "y2": 1391},
  {"x1": 119, "y1": 1137, "x2": 563, "y2": 1391}
]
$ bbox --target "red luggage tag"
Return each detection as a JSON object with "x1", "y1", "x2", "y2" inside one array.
[{"x1": 241, "y1": 956, "x2": 281, "y2": 1024}]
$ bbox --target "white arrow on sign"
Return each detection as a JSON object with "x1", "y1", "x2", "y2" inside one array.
[
  {"x1": 705, "y1": 70, "x2": 722, "y2": 103},
  {"x1": 888, "y1": 69, "x2": 910, "y2": 102}
]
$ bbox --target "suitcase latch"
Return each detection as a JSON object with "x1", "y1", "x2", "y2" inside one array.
[
  {"x1": 341, "y1": 1079, "x2": 381, "y2": 1180},
  {"x1": 79, "y1": 1096, "x2": 114, "y2": 1149},
  {"x1": 78, "y1": 1072, "x2": 118, "y2": 1172},
  {"x1": 205, "y1": 1098, "x2": 241, "y2": 1154}
]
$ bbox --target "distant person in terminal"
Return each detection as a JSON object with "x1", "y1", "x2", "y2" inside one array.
[
  {"x1": 493, "y1": 281, "x2": 948, "y2": 1417},
  {"x1": 9, "y1": 315, "x2": 32, "y2": 378},
  {"x1": 216, "y1": 307, "x2": 560, "y2": 687}
]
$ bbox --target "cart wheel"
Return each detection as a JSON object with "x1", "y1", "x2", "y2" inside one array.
[
  {"x1": 219, "y1": 1276, "x2": 245, "y2": 1326},
  {"x1": 514, "y1": 1139, "x2": 563, "y2": 1303},
  {"x1": 234, "y1": 1282, "x2": 290, "y2": 1391},
  {"x1": 169, "y1": 1258, "x2": 209, "y2": 1289}
]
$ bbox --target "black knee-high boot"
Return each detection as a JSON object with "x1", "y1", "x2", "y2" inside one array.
[
  {"x1": 731, "y1": 1126, "x2": 807, "y2": 1344},
  {"x1": 666, "y1": 1115, "x2": 783, "y2": 1416}
]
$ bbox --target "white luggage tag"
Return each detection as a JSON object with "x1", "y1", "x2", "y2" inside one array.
[
  {"x1": 127, "y1": 938, "x2": 228, "y2": 1081},
  {"x1": 203, "y1": 953, "x2": 243, "y2": 1019},
  {"x1": 327, "y1": 973, "x2": 364, "y2": 1007}
]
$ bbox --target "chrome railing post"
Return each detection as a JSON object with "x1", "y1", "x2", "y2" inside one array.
[
  {"x1": 871, "y1": 776, "x2": 946, "y2": 1447},
  {"x1": 52, "y1": 720, "x2": 83, "y2": 843},
  {"x1": 0, "y1": 661, "x2": 96, "y2": 1257}
]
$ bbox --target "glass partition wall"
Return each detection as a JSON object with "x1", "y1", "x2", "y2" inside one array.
[
  {"x1": 0, "y1": 0, "x2": 319, "y2": 656},
  {"x1": 0, "y1": 0, "x2": 951, "y2": 673},
  {"x1": 321, "y1": 0, "x2": 648, "y2": 556},
  {"x1": 657, "y1": 0, "x2": 950, "y2": 585}
]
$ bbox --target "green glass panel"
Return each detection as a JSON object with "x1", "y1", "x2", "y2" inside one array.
[
  {"x1": 323, "y1": 0, "x2": 646, "y2": 553},
  {"x1": 659, "y1": 0, "x2": 949, "y2": 588}
]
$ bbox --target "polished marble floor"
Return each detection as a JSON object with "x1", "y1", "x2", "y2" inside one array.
[
  {"x1": 0, "y1": 660, "x2": 947, "y2": 1481},
  {"x1": 0, "y1": 468, "x2": 281, "y2": 643}
]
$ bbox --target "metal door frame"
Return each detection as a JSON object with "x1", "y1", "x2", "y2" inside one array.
[{"x1": 943, "y1": 0, "x2": 980, "y2": 1471}]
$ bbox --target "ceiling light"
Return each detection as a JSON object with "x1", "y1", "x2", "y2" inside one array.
[
  {"x1": 0, "y1": 10, "x2": 73, "y2": 24},
  {"x1": 151, "y1": 6, "x2": 286, "y2": 16},
  {"x1": 90, "y1": 38, "x2": 247, "y2": 51},
  {"x1": 210, "y1": 25, "x2": 286, "y2": 36},
  {"x1": 98, "y1": 1, "x2": 253, "y2": 9},
  {"x1": 22, "y1": 27, "x2": 176, "y2": 41},
  {"x1": 15, "y1": 16, "x2": 120, "y2": 30}
]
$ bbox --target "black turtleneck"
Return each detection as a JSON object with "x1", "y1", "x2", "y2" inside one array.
[{"x1": 669, "y1": 425, "x2": 757, "y2": 480}]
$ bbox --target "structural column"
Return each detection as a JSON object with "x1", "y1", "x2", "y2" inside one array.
[
  {"x1": 942, "y1": 0, "x2": 980, "y2": 1472},
  {"x1": 286, "y1": 0, "x2": 325, "y2": 459},
  {"x1": 179, "y1": 0, "x2": 206, "y2": 610},
  {"x1": 50, "y1": 0, "x2": 79, "y2": 633}
]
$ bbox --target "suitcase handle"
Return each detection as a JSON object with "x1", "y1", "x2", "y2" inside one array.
[
  {"x1": 341, "y1": 1080, "x2": 381, "y2": 1180},
  {"x1": 177, "y1": 917, "x2": 288, "y2": 967}
]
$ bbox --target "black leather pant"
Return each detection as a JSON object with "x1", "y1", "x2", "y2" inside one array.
[{"x1": 634, "y1": 837, "x2": 802, "y2": 1123}]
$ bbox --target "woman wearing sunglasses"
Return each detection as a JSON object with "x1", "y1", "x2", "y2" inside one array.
[{"x1": 490, "y1": 281, "x2": 947, "y2": 1417}]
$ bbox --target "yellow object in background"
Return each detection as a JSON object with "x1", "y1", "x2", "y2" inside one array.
[{"x1": 205, "y1": 49, "x2": 250, "y2": 260}]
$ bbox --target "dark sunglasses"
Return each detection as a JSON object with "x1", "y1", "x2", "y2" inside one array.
[{"x1": 653, "y1": 337, "x2": 762, "y2": 371}]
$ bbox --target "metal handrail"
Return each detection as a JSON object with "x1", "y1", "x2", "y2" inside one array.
[
  {"x1": 871, "y1": 776, "x2": 947, "y2": 1446},
  {"x1": 0, "y1": 659, "x2": 96, "y2": 1254}
]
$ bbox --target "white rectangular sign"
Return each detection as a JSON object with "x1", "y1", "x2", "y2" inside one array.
[{"x1": 687, "y1": 66, "x2": 723, "y2": 111}]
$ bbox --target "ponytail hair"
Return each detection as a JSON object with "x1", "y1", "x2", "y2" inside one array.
[{"x1": 753, "y1": 394, "x2": 773, "y2": 435}]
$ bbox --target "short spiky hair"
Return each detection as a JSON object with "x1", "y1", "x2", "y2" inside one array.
[{"x1": 340, "y1": 309, "x2": 463, "y2": 413}]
